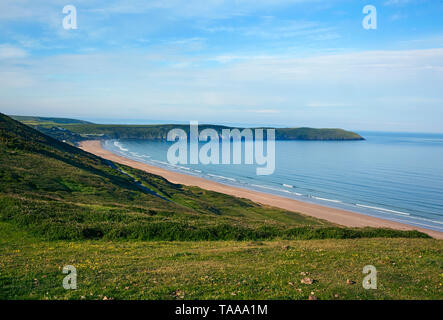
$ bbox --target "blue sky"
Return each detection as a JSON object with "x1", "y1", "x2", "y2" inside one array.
[{"x1": 1, "y1": 0, "x2": 443, "y2": 132}]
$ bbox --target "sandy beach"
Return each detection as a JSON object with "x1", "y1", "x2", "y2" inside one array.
[{"x1": 79, "y1": 140, "x2": 443, "y2": 239}]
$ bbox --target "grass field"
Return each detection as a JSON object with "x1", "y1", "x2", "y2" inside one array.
[{"x1": 1, "y1": 223, "x2": 441, "y2": 300}]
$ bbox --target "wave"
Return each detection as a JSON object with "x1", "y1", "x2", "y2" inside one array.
[
  {"x1": 358, "y1": 207, "x2": 443, "y2": 226},
  {"x1": 151, "y1": 159, "x2": 171, "y2": 166},
  {"x1": 404, "y1": 215, "x2": 443, "y2": 225},
  {"x1": 356, "y1": 204, "x2": 410, "y2": 216},
  {"x1": 283, "y1": 184, "x2": 293, "y2": 188},
  {"x1": 381, "y1": 217, "x2": 443, "y2": 232},
  {"x1": 311, "y1": 196, "x2": 343, "y2": 203},
  {"x1": 129, "y1": 152, "x2": 151, "y2": 159},
  {"x1": 207, "y1": 174, "x2": 236, "y2": 182},
  {"x1": 249, "y1": 183, "x2": 306, "y2": 197},
  {"x1": 113, "y1": 141, "x2": 128, "y2": 152},
  {"x1": 250, "y1": 184, "x2": 292, "y2": 194}
]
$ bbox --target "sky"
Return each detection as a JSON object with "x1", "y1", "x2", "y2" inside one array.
[{"x1": 0, "y1": 0, "x2": 443, "y2": 132}]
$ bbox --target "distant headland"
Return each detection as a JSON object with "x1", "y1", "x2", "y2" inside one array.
[{"x1": 10, "y1": 115, "x2": 365, "y2": 144}]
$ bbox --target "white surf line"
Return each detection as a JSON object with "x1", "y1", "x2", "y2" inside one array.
[
  {"x1": 381, "y1": 212, "x2": 443, "y2": 225},
  {"x1": 380, "y1": 217, "x2": 443, "y2": 232},
  {"x1": 151, "y1": 159, "x2": 172, "y2": 166},
  {"x1": 113, "y1": 141, "x2": 128, "y2": 152},
  {"x1": 250, "y1": 184, "x2": 308, "y2": 196},
  {"x1": 356, "y1": 204, "x2": 410, "y2": 216},
  {"x1": 354, "y1": 203, "x2": 443, "y2": 228},
  {"x1": 250, "y1": 184, "x2": 291, "y2": 193},
  {"x1": 311, "y1": 196, "x2": 343, "y2": 203},
  {"x1": 207, "y1": 174, "x2": 236, "y2": 182}
]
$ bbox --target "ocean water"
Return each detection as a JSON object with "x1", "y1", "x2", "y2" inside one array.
[{"x1": 102, "y1": 132, "x2": 443, "y2": 232}]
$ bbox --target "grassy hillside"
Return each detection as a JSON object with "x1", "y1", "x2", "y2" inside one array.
[
  {"x1": 1, "y1": 113, "x2": 334, "y2": 241},
  {"x1": 10, "y1": 115, "x2": 92, "y2": 125},
  {"x1": 1, "y1": 112, "x2": 406, "y2": 241},
  {"x1": 11, "y1": 115, "x2": 364, "y2": 143}
]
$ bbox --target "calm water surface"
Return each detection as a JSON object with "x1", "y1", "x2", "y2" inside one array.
[{"x1": 103, "y1": 132, "x2": 443, "y2": 232}]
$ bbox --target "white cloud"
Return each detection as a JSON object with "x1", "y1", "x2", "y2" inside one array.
[
  {"x1": 1, "y1": 47, "x2": 443, "y2": 131},
  {"x1": 306, "y1": 102, "x2": 351, "y2": 108},
  {"x1": 384, "y1": 0, "x2": 413, "y2": 6},
  {"x1": 0, "y1": 44, "x2": 27, "y2": 59},
  {"x1": 248, "y1": 109, "x2": 281, "y2": 114},
  {"x1": 390, "y1": 13, "x2": 408, "y2": 21}
]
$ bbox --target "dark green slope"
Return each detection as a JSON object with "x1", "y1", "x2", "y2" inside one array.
[
  {"x1": 56, "y1": 124, "x2": 365, "y2": 141},
  {"x1": 57, "y1": 124, "x2": 364, "y2": 141},
  {"x1": 0, "y1": 113, "x2": 326, "y2": 240},
  {"x1": 275, "y1": 127, "x2": 363, "y2": 140},
  {"x1": 10, "y1": 115, "x2": 92, "y2": 124},
  {"x1": 0, "y1": 113, "x2": 424, "y2": 240}
]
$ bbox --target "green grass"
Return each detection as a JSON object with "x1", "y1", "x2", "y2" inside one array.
[
  {"x1": 0, "y1": 113, "x2": 440, "y2": 300},
  {"x1": 10, "y1": 115, "x2": 92, "y2": 125},
  {"x1": 0, "y1": 223, "x2": 441, "y2": 300}
]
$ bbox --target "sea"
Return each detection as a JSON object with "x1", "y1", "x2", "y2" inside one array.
[{"x1": 102, "y1": 131, "x2": 443, "y2": 232}]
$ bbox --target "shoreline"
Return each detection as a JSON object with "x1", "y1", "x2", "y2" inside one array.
[{"x1": 79, "y1": 140, "x2": 443, "y2": 239}]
